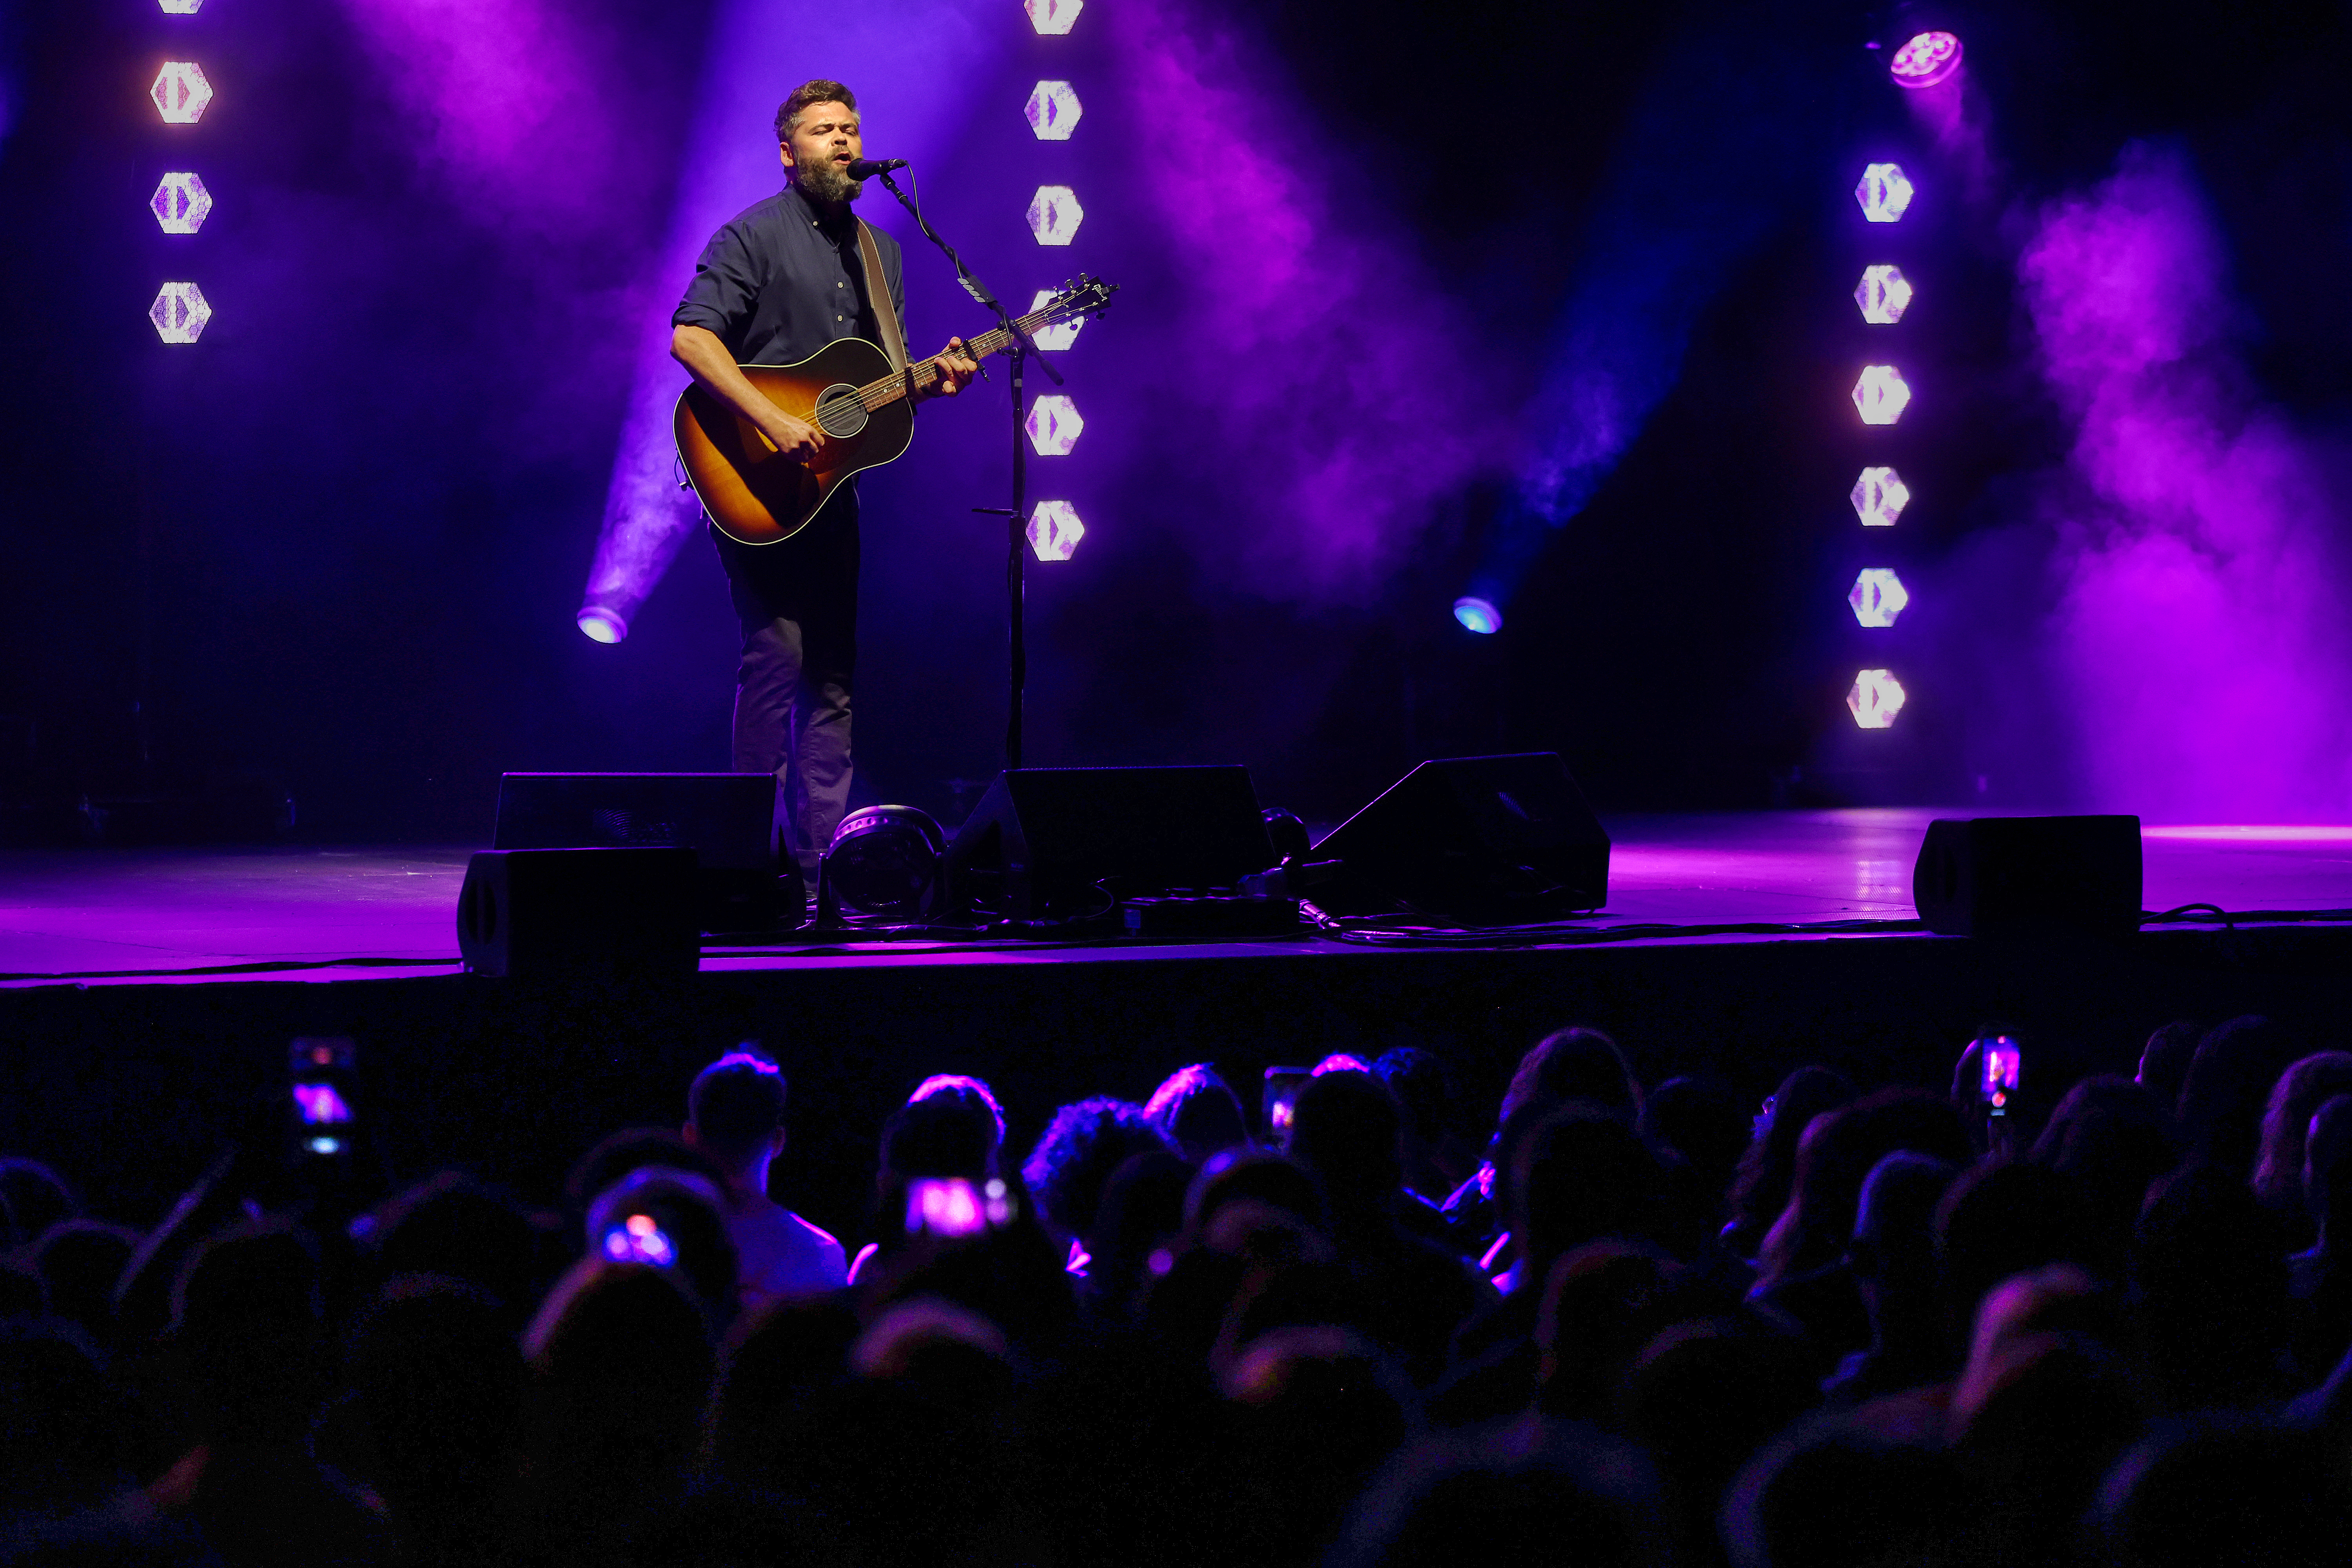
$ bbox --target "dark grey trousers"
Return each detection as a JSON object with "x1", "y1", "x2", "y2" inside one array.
[{"x1": 713, "y1": 492, "x2": 858, "y2": 879}]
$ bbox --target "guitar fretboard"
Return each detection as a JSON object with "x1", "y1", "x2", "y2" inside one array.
[{"x1": 845, "y1": 303, "x2": 1065, "y2": 412}]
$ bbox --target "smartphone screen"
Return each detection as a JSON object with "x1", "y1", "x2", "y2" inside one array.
[
  {"x1": 289, "y1": 1037, "x2": 356, "y2": 1156},
  {"x1": 905, "y1": 1177, "x2": 1016, "y2": 1237},
  {"x1": 1980, "y1": 1036, "x2": 2021, "y2": 1114},
  {"x1": 1261, "y1": 1068, "x2": 1311, "y2": 1139}
]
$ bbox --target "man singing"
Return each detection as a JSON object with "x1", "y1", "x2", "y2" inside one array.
[{"x1": 671, "y1": 78, "x2": 977, "y2": 898}]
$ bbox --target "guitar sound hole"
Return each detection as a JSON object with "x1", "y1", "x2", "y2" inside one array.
[{"x1": 815, "y1": 385, "x2": 869, "y2": 439}]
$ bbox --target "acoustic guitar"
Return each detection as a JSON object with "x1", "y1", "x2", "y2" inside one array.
[{"x1": 675, "y1": 274, "x2": 1118, "y2": 546}]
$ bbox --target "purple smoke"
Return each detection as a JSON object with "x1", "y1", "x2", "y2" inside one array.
[
  {"x1": 2020, "y1": 144, "x2": 2352, "y2": 821},
  {"x1": 1102, "y1": 0, "x2": 1504, "y2": 603}
]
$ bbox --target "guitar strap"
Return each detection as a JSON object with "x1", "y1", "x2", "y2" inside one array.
[{"x1": 855, "y1": 222, "x2": 912, "y2": 394}]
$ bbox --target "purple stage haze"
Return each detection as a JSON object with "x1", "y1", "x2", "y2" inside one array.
[
  {"x1": 1099, "y1": 0, "x2": 1503, "y2": 603},
  {"x1": 2020, "y1": 144, "x2": 2352, "y2": 821}
]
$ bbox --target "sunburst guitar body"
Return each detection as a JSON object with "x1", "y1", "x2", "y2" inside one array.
[{"x1": 674, "y1": 274, "x2": 1118, "y2": 546}]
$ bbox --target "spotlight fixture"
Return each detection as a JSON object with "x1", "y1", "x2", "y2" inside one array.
[
  {"x1": 575, "y1": 605, "x2": 628, "y2": 644},
  {"x1": 1848, "y1": 568, "x2": 1911, "y2": 628},
  {"x1": 1853, "y1": 162, "x2": 1914, "y2": 224},
  {"x1": 825, "y1": 805, "x2": 947, "y2": 917},
  {"x1": 1888, "y1": 31, "x2": 1964, "y2": 90},
  {"x1": 1025, "y1": 184, "x2": 1084, "y2": 245},
  {"x1": 1849, "y1": 467, "x2": 1911, "y2": 528},
  {"x1": 150, "y1": 61, "x2": 214, "y2": 124},
  {"x1": 1025, "y1": 81, "x2": 1083, "y2": 140},
  {"x1": 1853, "y1": 264, "x2": 1913, "y2": 325},
  {"x1": 1452, "y1": 596, "x2": 1503, "y2": 635},
  {"x1": 1846, "y1": 668, "x2": 1907, "y2": 729},
  {"x1": 1027, "y1": 501, "x2": 1085, "y2": 561},
  {"x1": 1851, "y1": 365, "x2": 1912, "y2": 426},
  {"x1": 1024, "y1": 394, "x2": 1084, "y2": 456},
  {"x1": 149, "y1": 281, "x2": 212, "y2": 343}
]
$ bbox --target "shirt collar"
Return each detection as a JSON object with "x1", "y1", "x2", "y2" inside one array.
[{"x1": 784, "y1": 179, "x2": 856, "y2": 238}]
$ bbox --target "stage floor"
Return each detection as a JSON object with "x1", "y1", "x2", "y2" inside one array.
[{"x1": 6, "y1": 811, "x2": 2351, "y2": 987}]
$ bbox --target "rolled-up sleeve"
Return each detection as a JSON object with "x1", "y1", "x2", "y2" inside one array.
[{"x1": 672, "y1": 221, "x2": 761, "y2": 346}]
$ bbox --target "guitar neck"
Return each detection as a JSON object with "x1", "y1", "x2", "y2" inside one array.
[{"x1": 849, "y1": 304, "x2": 1060, "y2": 412}]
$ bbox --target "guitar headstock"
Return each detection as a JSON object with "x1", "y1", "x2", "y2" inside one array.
[{"x1": 1040, "y1": 273, "x2": 1118, "y2": 323}]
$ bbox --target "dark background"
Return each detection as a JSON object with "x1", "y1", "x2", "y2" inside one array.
[{"x1": 4, "y1": 0, "x2": 2348, "y2": 844}]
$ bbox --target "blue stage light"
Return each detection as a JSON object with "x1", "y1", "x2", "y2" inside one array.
[{"x1": 1453, "y1": 596, "x2": 1502, "y2": 635}]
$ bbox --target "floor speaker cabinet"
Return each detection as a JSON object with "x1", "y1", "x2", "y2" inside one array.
[
  {"x1": 1912, "y1": 815, "x2": 2143, "y2": 938},
  {"x1": 456, "y1": 847, "x2": 700, "y2": 980},
  {"x1": 944, "y1": 766, "x2": 1276, "y2": 919},
  {"x1": 492, "y1": 773, "x2": 785, "y2": 933},
  {"x1": 1311, "y1": 753, "x2": 1612, "y2": 924}
]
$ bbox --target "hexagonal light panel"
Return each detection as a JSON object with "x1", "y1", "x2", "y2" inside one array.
[
  {"x1": 1025, "y1": 0, "x2": 1083, "y2": 34},
  {"x1": 1027, "y1": 500, "x2": 1085, "y2": 561},
  {"x1": 150, "y1": 172, "x2": 212, "y2": 234},
  {"x1": 1025, "y1": 80, "x2": 1082, "y2": 140},
  {"x1": 1847, "y1": 668, "x2": 1907, "y2": 729},
  {"x1": 1025, "y1": 394, "x2": 1083, "y2": 455},
  {"x1": 1852, "y1": 364, "x2": 1911, "y2": 425},
  {"x1": 1027, "y1": 288, "x2": 1084, "y2": 351},
  {"x1": 1854, "y1": 264, "x2": 1913, "y2": 325},
  {"x1": 1854, "y1": 162, "x2": 1913, "y2": 223},
  {"x1": 150, "y1": 281, "x2": 213, "y2": 343},
  {"x1": 1849, "y1": 466, "x2": 1911, "y2": 528},
  {"x1": 1848, "y1": 568, "x2": 1911, "y2": 628},
  {"x1": 151, "y1": 61, "x2": 214, "y2": 125},
  {"x1": 160, "y1": 0, "x2": 205, "y2": 12},
  {"x1": 1026, "y1": 185, "x2": 1083, "y2": 246}
]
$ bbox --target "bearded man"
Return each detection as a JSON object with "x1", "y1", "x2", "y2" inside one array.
[{"x1": 671, "y1": 78, "x2": 977, "y2": 897}]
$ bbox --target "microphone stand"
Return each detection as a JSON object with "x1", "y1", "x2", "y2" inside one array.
[{"x1": 875, "y1": 169, "x2": 1061, "y2": 773}]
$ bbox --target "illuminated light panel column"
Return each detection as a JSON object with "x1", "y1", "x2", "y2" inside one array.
[
  {"x1": 1846, "y1": 669, "x2": 1906, "y2": 728},
  {"x1": 1848, "y1": 568, "x2": 1910, "y2": 628},
  {"x1": 1849, "y1": 466, "x2": 1910, "y2": 527},
  {"x1": 1027, "y1": 184, "x2": 1083, "y2": 245},
  {"x1": 1853, "y1": 162, "x2": 1913, "y2": 223},
  {"x1": 150, "y1": 172, "x2": 212, "y2": 233},
  {"x1": 1025, "y1": 394, "x2": 1083, "y2": 455},
  {"x1": 1851, "y1": 365, "x2": 1911, "y2": 425},
  {"x1": 150, "y1": 62, "x2": 213, "y2": 123},
  {"x1": 1853, "y1": 264, "x2": 1912, "y2": 324},
  {"x1": 1027, "y1": 500, "x2": 1085, "y2": 561},
  {"x1": 1025, "y1": 81, "x2": 1082, "y2": 140},
  {"x1": 149, "y1": 281, "x2": 212, "y2": 343}
]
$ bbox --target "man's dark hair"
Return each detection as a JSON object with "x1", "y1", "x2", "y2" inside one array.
[
  {"x1": 1021, "y1": 1098, "x2": 1171, "y2": 1243},
  {"x1": 776, "y1": 79, "x2": 857, "y2": 143},
  {"x1": 689, "y1": 1052, "x2": 787, "y2": 1161}
]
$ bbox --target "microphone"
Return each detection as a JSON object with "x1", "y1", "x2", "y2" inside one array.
[{"x1": 847, "y1": 158, "x2": 909, "y2": 178}]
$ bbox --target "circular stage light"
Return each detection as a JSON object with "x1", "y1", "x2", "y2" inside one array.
[
  {"x1": 1453, "y1": 596, "x2": 1502, "y2": 635},
  {"x1": 1888, "y1": 31, "x2": 1964, "y2": 90},
  {"x1": 826, "y1": 805, "x2": 947, "y2": 917},
  {"x1": 576, "y1": 605, "x2": 628, "y2": 643}
]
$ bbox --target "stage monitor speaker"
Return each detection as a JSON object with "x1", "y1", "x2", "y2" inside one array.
[
  {"x1": 1912, "y1": 815, "x2": 2143, "y2": 938},
  {"x1": 944, "y1": 765, "x2": 1274, "y2": 918},
  {"x1": 1310, "y1": 753, "x2": 1610, "y2": 924},
  {"x1": 456, "y1": 847, "x2": 699, "y2": 980},
  {"x1": 492, "y1": 773, "x2": 782, "y2": 932}
]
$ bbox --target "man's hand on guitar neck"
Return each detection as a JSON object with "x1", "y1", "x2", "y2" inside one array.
[
  {"x1": 921, "y1": 337, "x2": 979, "y2": 401},
  {"x1": 671, "y1": 323, "x2": 824, "y2": 463}
]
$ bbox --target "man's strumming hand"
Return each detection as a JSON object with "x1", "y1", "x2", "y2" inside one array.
[{"x1": 755, "y1": 408, "x2": 825, "y2": 464}]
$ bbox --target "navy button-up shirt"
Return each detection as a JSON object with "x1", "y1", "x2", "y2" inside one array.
[{"x1": 673, "y1": 182, "x2": 906, "y2": 367}]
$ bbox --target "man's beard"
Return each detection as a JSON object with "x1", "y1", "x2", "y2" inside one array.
[{"x1": 799, "y1": 162, "x2": 864, "y2": 205}]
